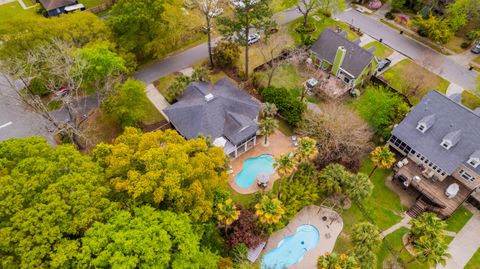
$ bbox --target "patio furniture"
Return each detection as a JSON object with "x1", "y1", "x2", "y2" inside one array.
[{"x1": 257, "y1": 172, "x2": 270, "y2": 188}]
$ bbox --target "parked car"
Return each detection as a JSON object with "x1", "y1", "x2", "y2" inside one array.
[
  {"x1": 247, "y1": 33, "x2": 260, "y2": 45},
  {"x1": 377, "y1": 58, "x2": 392, "y2": 72},
  {"x1": 471, "y1": 43, "x2": 480, "y2": 54}
]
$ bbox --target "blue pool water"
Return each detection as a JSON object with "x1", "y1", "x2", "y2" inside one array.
[
  {"x1": 262, "y1": 225, "x2": 320, "y2": 269},
  {"x1": 235, "y1": 154, "x2": 275, "y2": 188}
]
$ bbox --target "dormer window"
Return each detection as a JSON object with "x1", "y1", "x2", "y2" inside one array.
[
  {"x1": 417, "y1": 123, "x2": 426, "y2": 132},
  {"x1": 469, "y1": 158, "x2": 479, "y2": 168},
  {"x1": 441, "y1": 141, "x2": 452, "y2": 150},
  {"x1": 417, "y1": 114, "x2": 435, "y2": 133},
  {"x1": 441, "y1": 130, "x2": 461, "y2": 150}
]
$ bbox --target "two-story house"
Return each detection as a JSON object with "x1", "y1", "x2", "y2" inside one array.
[
  {"x1": 163, "y1": 78, "x2": 260, "y2": 159},
  {"x1": 388, "y1": 90, "x2": 480, "y2": 218}
]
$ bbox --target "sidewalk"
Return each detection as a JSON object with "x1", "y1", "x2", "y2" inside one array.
[{"x1": 144, "y1": 84, "x2": 170, "y2": 121}]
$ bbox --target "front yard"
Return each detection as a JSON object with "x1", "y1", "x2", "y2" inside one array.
[
  {"x1": 363, "y1": 41, "x2": 394, "y2": 59},
  {"x1": 382, "y1": 59, "x2": 450, "y2": 104},
  {"x1": 0, "y1": 1, "x2": 39, "y2": 23},
  {"x1": 461, "y1": 90, "x2": 480, "y2": 110}
]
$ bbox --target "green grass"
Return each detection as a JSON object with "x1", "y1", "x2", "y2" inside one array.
[
  {"x1": 465, "y1": 248, "x2": 480, "y2": 269},
  {"x1": 445, "y1": 206, "x2": 473, "y2": 233},
  {"x1": 230, "y1": 187, "x2": 256, "y2": 208},
  {"x1": 363, "y1": 41, "x2": 394, "y2": 59},
  {"x1": 444, "y1": 36, "x2": 469, "y2": 54},
  {"x1": 474, "y1": 56, "x2": 480, "y2": 65},
  {"x1": 383, "y1": 59, "x2": 450, "y2": 104},
  {"x1": 276, "y1": 116, "x2": 294, "y2": 136},
  {"x1": 288, "y1": 14, "x2": 359, "y2": 46},
  {"x1": 462, "y1": 90, "x2": 480, "y2": 110},
  {"x1": 141, "y1": 99, "x2": 165, "y2": 125},
  {"x1": 0, "y1": 1, "x2": 40, "y2": 23},
  {"x1": 80, "y1": 0, "x2": 108, "y2": 8}
]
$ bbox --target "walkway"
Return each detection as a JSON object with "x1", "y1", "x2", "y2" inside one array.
[
  {"x1": 380, "y1": 214, "x2": 411, "y2": 238},
  {"x1": 261, "y1": 206, "x2": 343, "y2": 269},
  {"x1": 437, "y1": 205, "x2": 480, "y2": 269},
  {"x1": 335, "y1": 9, "x2": 478, "y2": 90},
  {"x1": 144, "y1": 84, "x2": 170, "y2": 121}
]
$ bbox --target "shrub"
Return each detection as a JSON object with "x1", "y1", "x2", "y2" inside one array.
[
  {"x1": 261, "y1": 86, "x2": 306, "y2": 126},
  {"x1": 226, "y1": 209, "x2": 265, "y2": 250},
  {"x1": 385, "y1": 12, "x2": 395, "y2": 20},
  {"x1": 466, "y1": 30, "x2": 480, "y2": 41},
  {"x1": 417, "y1": 28, "x2": 428, "y2": 37},
  {"x1": 295, "y1": 23, "x2": 316, "y2": 34},
  {"x1": 461, "y1": 42, "x2": 471, "y2": 49},
  {"x1": 29, "y1": 78, "x2": 50, "y2": 97},
  {"x1": 212, "y1": 41, "x2": 240, "y2": 70}
]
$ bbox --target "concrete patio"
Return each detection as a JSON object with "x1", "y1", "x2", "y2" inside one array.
[
  {"x1": 261, "y1": 206, "x2": 343, "y2": 269},
  {"x1": 228, "y1": 129, "x2": 295, "y2": 194}
]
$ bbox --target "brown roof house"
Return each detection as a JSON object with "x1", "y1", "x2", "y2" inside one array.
[
  {"x1": 38, "y1": 0, "x2": 85, "y2": 16},
  {"x1": 163, "y1": 78, "x2": 261, "y2": 158}
]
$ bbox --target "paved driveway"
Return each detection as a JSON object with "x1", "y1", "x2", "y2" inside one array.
[
  {"x1": 0, "y1": 73, "x2": 54, "y2": 144},
  {"x1": 335, "y1": 9, "x2": 478, "y2": 90}
]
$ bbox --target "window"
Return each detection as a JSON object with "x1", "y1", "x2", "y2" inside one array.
[
  {"x1": 417, "y1": 124, "x2": 425, "y2": 132},
  {"x1": 459, "y1": 170, "x2": 475, "y2": 182},
  {"x1": 468, "y1": 158, "x2": 479, "y2": 168},
  {"x1": 421, "y1": 156, "x2": 425, "y2": 161},
  {"x1": 441, "y1": 141, "x2": 451, "y2": 150},
  {"x1": 441, "y1": 172, "x2": 446, "y2": 176}
]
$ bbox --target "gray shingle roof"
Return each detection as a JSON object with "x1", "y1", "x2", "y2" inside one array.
[
  {"x1": 310, "y1": 28, "x2": 375, "y2": 77},
  {"x1": 392, "y1": 90, "x2": 480, "y2": 174},
  {"x1": 39, "y1": 0, "x2": 77, "y2": 10},
  {"x1": 419, "y1": 114, "x2": 436, "y2": 129},
  {"x1": 163, "y1": 78, "x2": 260, "y2": 145}
]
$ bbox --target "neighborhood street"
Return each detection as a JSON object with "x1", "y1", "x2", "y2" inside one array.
[
  {"x1": 335, "y1": 9, "x2": 478, "y2": 91},
  {"x1": 134, "y1": 7, "x2": 479, "y2": 91},
  {"x1": 0, "y1": 73, "x2": 54, "y2": 144}
]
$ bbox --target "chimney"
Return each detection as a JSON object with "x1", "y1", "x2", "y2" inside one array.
[{"x1": 332, "y1": 46, "x2": 346, "y2": 76}]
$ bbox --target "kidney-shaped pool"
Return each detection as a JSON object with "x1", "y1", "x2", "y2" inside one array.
[
  {"x1": 262, "y1": 224, "x2": 320, "y2": 269},
  {"x1": 235, "y1": 154, "x2": 275, "y2": 188}
]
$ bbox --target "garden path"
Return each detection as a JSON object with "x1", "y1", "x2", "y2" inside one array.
[{"x1": 144, "y1": 84, "x2": 170, "y2": 121}]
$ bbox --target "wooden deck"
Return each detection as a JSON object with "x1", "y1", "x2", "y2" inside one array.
[{"x1": 394, "y1": 161, "x2": 471, "y2": 218}]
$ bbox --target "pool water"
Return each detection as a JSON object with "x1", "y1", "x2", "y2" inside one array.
[
  {"x1": 235, "y1": 154, "x2": 275, "y2": 188},
  {"x1": 262, "y1": 225, "x2": 320, "y2": 269}
]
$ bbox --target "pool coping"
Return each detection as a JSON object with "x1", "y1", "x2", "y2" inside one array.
[
  {"x1": 230, "y1": 153, "x2": 279, "y2": 194},
  {"x1": 260, "y1": 206, "x2": 344, "y2": 269}
]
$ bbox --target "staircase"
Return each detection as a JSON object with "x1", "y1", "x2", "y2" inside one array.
[{"x1": 407, "y1": 199, "x2": 429, "y2": 218}]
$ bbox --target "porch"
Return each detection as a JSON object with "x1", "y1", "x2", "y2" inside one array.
[{"x1": 393, "y1": 159, "x2": 471, "y2": 218}]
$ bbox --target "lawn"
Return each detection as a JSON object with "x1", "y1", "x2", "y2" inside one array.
[
  {"x1": 474, "y1": 56, "x2": 480, "y2": 65},
  {"x1": 276, "y1": 116, "x2": 294, "y2": 136},
  {"x1": 288, "y1": 14, "x2": 359, "y2": 46},
  {"x1": 0, "y1": 1, "x2": 39, "y2": 23},
  {"x1": 382, "y1": 59, "x2": 450, "y2": 104},
  {"x1": 141, "y1": 99, "x2": 165, "y2": 125},
  {"x1": 363, "y1": 41, "x2": 394, "y2": 59},
  {"x1": 462, "y1": 90, "x2": 480, "y2": 110},
  {"x1": 445, "y1": 206, "x2": 473, "y2": 233},
  {"x1": 465, "y1": 248, "x2": 480, "y2": 269},
  {"x1": 80, "y1": 0, "x2": 109, "y2": 8},
  {"x1": 82, "y1": 109, "x2": 121, "y2": 152},
  {"x1": 444, "y1": 36, "x2": 469, "y2": 54}
]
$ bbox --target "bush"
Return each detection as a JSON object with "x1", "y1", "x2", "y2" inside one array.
[
  {"x1": 295, "y1": 23, "x2": 316, "y2": 34},
  {"x1": 417, "y1": 28, "x2": 428, "y2": 37},
  {"x1": 212, "y1": 41, "x2": 240, "y2": 70},
  {"x1": 226, "y1": 209, "x2": 265, "y2": 250},
  {"x1": 385, "y1": 12, "x2": 395, "y2": 20},
  {"x1": 29, "y1": 78, "x2": 50, "y2": 97},
  {"x1": 466, "y1": 30, "x2": 480, "y2": 41},
  {"x1": 461, "y1": 42, "x2": 471, "y2": 49},
  {"x1": 261, "y1": 86, "x2": 306, "y2": 126},
  {"x1": 300, "y1": 33, "x2": 315, "y2": 46}
]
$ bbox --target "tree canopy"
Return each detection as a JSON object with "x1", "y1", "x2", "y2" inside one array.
[
  {"x1": 0, "y1": 137, "x2": 114, "y2": 268},
  {"x1": 92, "y1": 128, "x2": 228, "y2": 222}
]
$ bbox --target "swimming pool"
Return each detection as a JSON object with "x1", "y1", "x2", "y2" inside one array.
[
  {"x1": 262, "y1": 224, "x2": 320, "y2": 269},
  {"x1": 235, "y1": 154, "x2": 275, "y2": 188}
]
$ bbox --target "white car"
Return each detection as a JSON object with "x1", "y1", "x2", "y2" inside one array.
[{"x1": 247, "y1": 33, "x2": 260, "y2": 45}]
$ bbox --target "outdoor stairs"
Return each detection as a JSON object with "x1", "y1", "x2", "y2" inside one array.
[{"x1": 407, "y1": 199, "x2": 429, "y2": 218}]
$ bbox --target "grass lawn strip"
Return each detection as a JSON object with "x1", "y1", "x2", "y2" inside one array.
[
  {"x1": 465, "y1": 248, "x2": 480, "y2": 269},
  {"x1": 445, "y1": 206, "x2": 473, "y2": 233},
  {"x1": 444, "y1": 36, "x2": 468, "y2": 54},
  {"x1": 0, "y1": 1, "x2": 40, "y2": 23},
  {"x1": 362, "y1": 41, "x2": 394, "y2": 59},
  {"x1": 461, "y1": 90, "x2": 480, "y2": 110}
]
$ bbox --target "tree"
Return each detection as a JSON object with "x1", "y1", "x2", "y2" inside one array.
[
  {"x1": 0, "y1": 137, "x2": 114, "y2": 268},
  {"x1": 261, "y1": 86, "x2": 306, "y2": 126},
  {"x1": 412, "y1": 14, "x2": 453, "y2": 44},
  {"x1": 108, "y1": 0, "x2": 198, "y2": 60},
  {"x1": 391, "y1": 0, "x2": 406, "y2": 10},
  {"x1": 354, "y1": 85, "x2": 409, "y2": 139},
  {"x1": 408, "y1": 235, "x2": 451, "y2": 267},
  {"x1": 370, "y1": 146, "x2": 396, "y2": 177},
  {"x1": 255, "y1": 196, "x2": 285, "y2": 224},
  {"x1": 217, "y1": 199, "x2": 241, "y2": 234},
  {"x1": 260, "y1": 102, "x2": 278, "y2": 118},
  {"x1": 274, "y1": 153, "x2": 296, "y2": 177},
  {"x1": 103, "y1": 78, "x2": 149, "y2": 128},
  {"x1": 407, "y1": 212, "x2": 446, "y2": 245},
  {"x1": 259, "y1": 117, "x2": 278, "y2": 145},
  {"x1": 226, "y1": 208, "x2": 265, "y2": 250},
  {"x1": 317, "y1": 252, "x2": 360, "y2": 269},
  {"x1": 282, "y1": 0, "x2": 345, "y2": 27},
  {"x1": 447, "y1": 0, "x2": 480, "y2": 31},
  {"x1": 165, "y1": 67, "x2": 211, "y2": 102},
  {"x1": 212, "y1": 40, "x2": 241, "y2": 70},
  {"x1": 297, "y1": 103, "x2": 372, "y2": 170},
  {"x1": 351, "y1": 222, "x2": 381, "y2": 250},
  {"x1": 296, "y1": 137, "x2": 317, "y2": 163},
  {"x1": 344, "y1": 173, "x2": 373, "y2": 202},
  {"x1": 76, "y1": 206, "x2": 219, "y2": 268},
  {"x1": 92, "y1": 127, "x2": 229, "y2": 222},
  {"x1": 316, "y1": 163, "x2": 350, "y2": 195},
  {"x1": 257, "y1": 35, "x2": 291, "y2": 87},
  {"x1": 218, "y1": 0, "x2": 274, "y2": 80},
  {"x1": 191, "y1": 0, "x2": 222, "y2": 66}
]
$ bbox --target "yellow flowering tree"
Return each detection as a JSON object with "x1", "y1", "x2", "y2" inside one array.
[
  {"x1": 370, "y1": 146, "x2": 395, "y2": 177},
  {"x1": 217, "y1": 199, "x2": 240, "y2": 234},
  {"x1": 255, "y1": 196, "x2": 285, "y2": 224}
]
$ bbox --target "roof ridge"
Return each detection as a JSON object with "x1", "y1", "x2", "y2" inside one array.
[{"x1": 431, "y1": 90, "x2": 480, "y2": 119}]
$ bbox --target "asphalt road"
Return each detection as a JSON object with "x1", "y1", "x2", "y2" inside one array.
[
  {"x1": 335, "y1": 9, "x2": 478, "y2": 90},
  {"x1": 0, "y1": 73, "x2": 54, "y2": 144},
  {"x1": 133, "y1": 7, "x2": 304, "y2": 84}
]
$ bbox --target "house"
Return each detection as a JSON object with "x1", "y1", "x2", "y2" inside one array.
[
  {"x1": 38, "y1": 0, "x2": 85, "y2": 16},
  {"x1": 163, "y1": 78, "x2": 261, "y2": 158},
  {"x1": 310, "y1": 28, "x2": 378, "y2": 88},
  {"x1": 387, "y1": 90, "x2": 480, "y2": 218}
]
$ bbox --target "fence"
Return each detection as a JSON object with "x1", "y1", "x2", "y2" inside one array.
[
  {"x1": 252, "y1": 49, "x2": 294, "y2": 73},
  {"x1": 87, "y1": 0, "x2": 114, "y2": 14},
  {"x1": 370, "y1": 75, "x2": 413, "y2": 106}
]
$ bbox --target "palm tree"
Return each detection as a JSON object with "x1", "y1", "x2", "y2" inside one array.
[
  {"x1": 259, "y1": 117, "x2": 278, "y2": 145},
  {"x1": 345, "y1": 173, "x2": 373, "y2": 202},
  {"x1": 260, "y1": 102, "x2": 278, "y2": 118},
  {"x1": 217, "y1": 198, "x2": 240, "y2": 235},
  {"x1": 317, "y1": 252, "x2": 360, "y2": 269},
  {"x1": 351, "y1": 222, "x2": 381, "y2": 251},
  {"x1": 317, "y1": 163, "x2": 349, "y2": 196},
  {"x1": 296, "y1": 137, "x2": 317, "y2": 163},
  {"x1": 407, "y1": 235, "x2": 451, "y2": 267},
  {"x1": 254, "y1": 195, "x2": 285, "y2": 224},
  {"x1": 407, "y1": 212, "x2": 446, "y2": 244},
  {"x1": 369, "y1": 146, "x2": 396, "y2": 177},
  {"x1": 274, "y1": 153, "x2": 296, "y2": 198}
]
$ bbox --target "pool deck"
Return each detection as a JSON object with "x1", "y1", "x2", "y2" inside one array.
[
  {"x1": 229, "y1": 129, "x2": 296, "y2": 194},
  {"x1": 261, "y1": 206, "x2": 343, "y2": 269}
]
